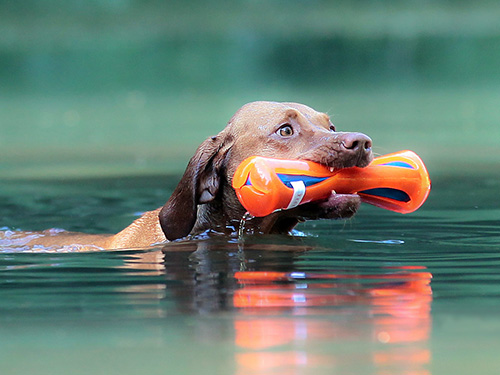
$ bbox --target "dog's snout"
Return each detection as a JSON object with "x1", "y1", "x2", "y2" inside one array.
[
  {"x1": 341, "y1": 132, "x2": 372, "y2": 153},
  {"x1": 335, "y1": 132, "x2": 373, "y2": 168}
]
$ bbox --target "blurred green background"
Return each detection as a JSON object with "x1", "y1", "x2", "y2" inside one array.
[{"x1": 1, "y1": 0, "x2": 499, "y2": 178}]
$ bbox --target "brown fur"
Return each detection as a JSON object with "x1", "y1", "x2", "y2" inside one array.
[{"x1": 15, "y1": 101, "x2": 372, "y2": 250}]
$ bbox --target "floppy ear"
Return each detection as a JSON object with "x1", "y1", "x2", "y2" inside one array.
[{"x1": 159, "y1": 134, "x2": 232, "y2": 241}]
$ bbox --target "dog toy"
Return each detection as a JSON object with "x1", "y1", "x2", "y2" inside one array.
[{"x1": 232, "y1": 150, "x2": 431, "y2": 217}]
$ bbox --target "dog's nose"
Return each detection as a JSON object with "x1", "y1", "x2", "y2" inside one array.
[{"x1": 340, "y1": 132, "x2": 372, "y2": 153}]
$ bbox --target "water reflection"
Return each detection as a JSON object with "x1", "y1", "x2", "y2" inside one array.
[
  {"x1": 136, "y1": 236, "x2": 433, "y2": 375},
  {"x1": 234, "y1": 266, "x2": 432, "y2": 375}
]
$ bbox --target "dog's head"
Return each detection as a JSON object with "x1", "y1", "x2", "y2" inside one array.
[{"x1": 159, "y1": 101, "x2": 373, "y2": 241}]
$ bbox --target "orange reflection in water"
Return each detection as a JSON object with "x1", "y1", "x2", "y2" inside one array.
[{"x1": 233, "y1": 266, "x2": 432, "y2": 375}]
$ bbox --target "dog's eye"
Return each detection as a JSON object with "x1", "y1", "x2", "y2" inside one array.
[
  {"x1": 330, "y1": 125, "x2": 336, "y2": 132},
  {"x1": 277, "y1": 124, "x2": 294, "y2": 137}
]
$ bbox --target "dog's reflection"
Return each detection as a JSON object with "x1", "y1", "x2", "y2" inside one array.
[
  {"x1": 124, "y1": 236, "x2": 432, "y2": 375},
  {"x1": 158, "y1": 236, "x2": 309, "y2": 313}
]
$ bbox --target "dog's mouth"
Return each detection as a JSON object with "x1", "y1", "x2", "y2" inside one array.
[
  {"x1": 317, "y1": 163, "x2": 364, "y2": 219},
  {"x1": 289, "y1": 156, "x2": 368, "y2": 220},
  {"x1": 264, "y1": 190, "x2": 361, "y2": 235},
  {"x1": 284, "y1": 190, "x2": 361, "y2": 222},
  {"x1": 316, "y1": 191, "x2": 361, "y2": 219}
]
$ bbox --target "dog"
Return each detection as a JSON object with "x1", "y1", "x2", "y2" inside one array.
[{"x1": 7, "y1": 101, "x2": 372, "y2": 251}]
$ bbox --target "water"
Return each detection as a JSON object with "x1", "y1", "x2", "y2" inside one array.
[{"x1": 1, "y1": 172, "x2": 500, "y2": 375}]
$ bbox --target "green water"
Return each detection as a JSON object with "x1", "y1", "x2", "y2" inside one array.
[
  {"x1": 1, "y1": 80, "x2": 499, "y2": 375},
  {"x1": 1, "y1": 171, "x2": 500, "y2": 375},
  {"x1": 1, "y1": 84, "x2": 500, "y2": 375},
  {"x1": 2, "y1": 1, "x2": 500, "y2": 373}
]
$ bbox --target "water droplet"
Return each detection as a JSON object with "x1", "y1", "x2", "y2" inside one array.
[{"x1": 238, "y1": 212, "x2": 254, "y2": 241}]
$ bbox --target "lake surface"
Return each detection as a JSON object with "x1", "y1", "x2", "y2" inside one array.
[
  {"x1": 1, "y1": 171, "x2": 499, "y2": 375},
  {"x1": 2, "y1": 1, "x2": 500, "y2": 372}
]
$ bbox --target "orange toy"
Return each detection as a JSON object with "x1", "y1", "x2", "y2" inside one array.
[{"x1": 232, "y1": 150, "x2": 431, "y2": 217}]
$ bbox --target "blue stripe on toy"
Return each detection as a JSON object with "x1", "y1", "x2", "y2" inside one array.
[
  {"x1": 360, "y1": 188, "x2": 411, "y2": 202},
  {"x1": 277, "y1": 174, "x2": 329, "y2": 188},
  {"x1": 380, "y1": 161, "x2": 414, "y2": 169}
]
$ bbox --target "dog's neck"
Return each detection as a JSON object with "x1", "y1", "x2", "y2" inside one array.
[{"x1": 192, "y1": 186, "x2": 300, "y2": 237}]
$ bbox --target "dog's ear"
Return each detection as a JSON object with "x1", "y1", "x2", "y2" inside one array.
[{"x1": 159, "y1": 133, "x2": 232, "y2": 241}]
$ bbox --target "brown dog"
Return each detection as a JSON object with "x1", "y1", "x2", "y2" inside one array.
[{"x1": 12, "y1": 101, "x2": 372, "y2": 251}]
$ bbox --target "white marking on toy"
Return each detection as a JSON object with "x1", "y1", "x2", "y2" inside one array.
[{"x1": 286, "y1": 180, "x2": 306, "y2": 210}]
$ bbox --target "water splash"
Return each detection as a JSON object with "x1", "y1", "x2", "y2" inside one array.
[
  {"x1": 0, "y1": 228, "x2": 106, "y2": 253},
  {"x1": 237, "y1": 212, "x2": 256, "y2": 271},
  {"x1": 238, "y1": 212, "x2": 255, "y2": 241},
  {"x1": 0, "y1": 229, "x2": 44, "y2": 248}
]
